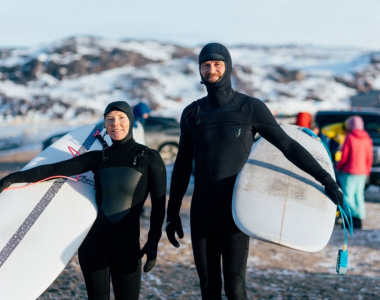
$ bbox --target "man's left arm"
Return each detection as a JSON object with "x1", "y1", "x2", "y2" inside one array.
[{"x1": 252, "y1": 101, "x2": 343, "y2": 206}]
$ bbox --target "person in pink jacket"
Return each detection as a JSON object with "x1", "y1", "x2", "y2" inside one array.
[{"x1": 336, "y1": 116, "x2": 373, "y2": 229}]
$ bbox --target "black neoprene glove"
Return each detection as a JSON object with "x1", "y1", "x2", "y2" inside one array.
[
  {"x1": 0, "y1": 175, "x2": 12, "y2": 193},
  {"x1": 324, "y1": 181, "x2": 344, "y2": 206},
  {"x1": 165, "y1": 214, "x2": 184, "y2": 248},
  {"x1": 139, "y1": 241, "x2": 158, "y2": 272}
]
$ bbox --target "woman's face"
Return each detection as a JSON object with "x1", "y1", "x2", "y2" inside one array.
[{"x1": 105, "y1": 110, "x2": 130, "y2": 140}]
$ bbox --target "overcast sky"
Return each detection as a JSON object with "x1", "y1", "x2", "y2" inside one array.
[{"x1": 1, "y1": 0, "x2": 379, "y2": 50}]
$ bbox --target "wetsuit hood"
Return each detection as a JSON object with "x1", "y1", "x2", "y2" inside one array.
[
  {"x1": 104, "y1": 101, "x2": 135, "y2": 144},
  {"x1": 199, "y1": 43, "x2": 235, "y2": 106}
]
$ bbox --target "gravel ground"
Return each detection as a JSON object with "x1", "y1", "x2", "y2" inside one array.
[{"x1": 1, "y1": 151, "x2": 380, "y2": 300}]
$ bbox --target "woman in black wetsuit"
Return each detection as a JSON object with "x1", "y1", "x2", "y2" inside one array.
[
  {"x1": 0, "y1": 101, "x2": 166, "y2": 300},
  {"x1": 165, "y1": 43, "x2": 343, "y2": 300}
]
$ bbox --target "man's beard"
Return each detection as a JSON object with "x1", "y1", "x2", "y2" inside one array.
[{"x1": 206, "y1": 73, "x2": 221, "y2": 82}]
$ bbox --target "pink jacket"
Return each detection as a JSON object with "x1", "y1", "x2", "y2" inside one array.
[{"x1": 336, "y1": 129, "x2": 373, "y2": 175}]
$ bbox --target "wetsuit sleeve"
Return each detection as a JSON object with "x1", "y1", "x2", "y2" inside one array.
[
  {"x1": 8, "y1": 152, "x2": 97, "y2": 184},
  {"x1": 147, "y1": 150, "x2": 167, "y2": 244},
  {"x1": 251, "y1": 100, "x2": 334, "y2": 185},
  {"x1": 167, "y1": 105, "x2": 194, "y2": 220}
]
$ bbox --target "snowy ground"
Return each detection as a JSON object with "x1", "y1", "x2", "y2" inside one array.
[{"x1": 1, "y1": 151, "x2": 380, "y2": 299}]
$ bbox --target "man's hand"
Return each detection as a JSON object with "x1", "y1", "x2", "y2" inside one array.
[
  {"x1": 165, "y1": 215, "x2": 184, "y2": 248},
  {"x1": 325, "y1": 181, "x2": 344, "y2": 206},
  {"x1": 0, "y1": 176, "x2": 12, "y2": 193},
  {"x1": 139, "y1": 241, "x2": 158, "y2": 273}
]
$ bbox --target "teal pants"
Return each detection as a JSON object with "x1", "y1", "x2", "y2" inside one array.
[{"x1": 338, "y1": 172, "x2": 367, "y2": 220}]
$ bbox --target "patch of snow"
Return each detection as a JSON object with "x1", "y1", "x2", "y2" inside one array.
[
  {"x1": 106, "y1": 40, "x2": 176, "y2": 61},
  {"x1": 0, "y1": 80, "x2": 32, "y2": 100}
]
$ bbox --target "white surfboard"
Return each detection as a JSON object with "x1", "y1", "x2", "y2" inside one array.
[
  {"x1": 0, "y1": 123, "x2": 110, "y2": 300},
  {"x1": 232, "y1": 124, "x2": 336, "y2": 252}
]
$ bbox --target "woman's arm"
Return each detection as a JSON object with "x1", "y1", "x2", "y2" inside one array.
[
  {"x1": 1, "y1": 152, "x2": 96, "y2": 189},
  {"x1": 139, "y1": 149, "x2": 167, "y2": 273},
  {"x1": 146, "y1": 150, "x2": 167, "y2": 244}
]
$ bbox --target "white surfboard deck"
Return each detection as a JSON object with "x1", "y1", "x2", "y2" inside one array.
[
  {"x1": 0, "y1": 123, "x2": 111, "y2": 300},
  {"x1": 232, "y1": 124, "x2": 336, "y2": 253}
]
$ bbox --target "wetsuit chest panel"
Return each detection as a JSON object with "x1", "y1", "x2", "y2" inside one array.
[
  {"x1": 99, "y1": 167, "x2": 142, "y2": 222},
  {"x1": 192, "y1": 110, "x2": 250, "y2": 142},
  {"x1": 191, "y1": 110, "x2": 253, "y2": 180}
]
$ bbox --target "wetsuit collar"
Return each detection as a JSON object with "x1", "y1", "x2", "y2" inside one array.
[
  {"x1": 205, "y1": 85, "x2": 236, "y2": 107},
  {"x1": 110, "y1": 136, "x2": 136, "y2": 151}
]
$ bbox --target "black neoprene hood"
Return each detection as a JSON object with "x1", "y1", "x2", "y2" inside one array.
[
  {"x1": 103, "y1": 101, "x2": 135, "y2": 143},
  {"x1": 198, "y1": 43, "x2": 235, "y2": 106},
  {"x1": 104, "y1": 101, "x2": 132, "y2": 117},
  {"x1": 198, "y1": 43, "x2": 232, "y2": 85},
  {"x1": 199, "y1": 43, "x2": 231, "y2": 64}
]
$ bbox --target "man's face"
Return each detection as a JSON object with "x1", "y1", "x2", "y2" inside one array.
[{"x1": 200, "y1": 60, "x2": 226, "y2": 83}]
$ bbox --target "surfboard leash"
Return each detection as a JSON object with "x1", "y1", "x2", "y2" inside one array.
[
  {"x1": 4, "y1": 176, "x2": 79, "y2": 191},
  {"x1": 4, "y1": 129, "x2": 108, "y2": 192},
  {"x1": 299, "y1": 126, "x2": 354, "y2": 276},
  {"x1": 4, "y1": 144, "x2": 84, "y2": 192},
  {"x1": 94, "y1": 129, "x2": 109, "y2": 150},
  {"x1": 4, "y1": 128, "x2": 110, "y2": 192},
  {"x1": 336, "y1": 202, "x2": 353, "y2": 275}
]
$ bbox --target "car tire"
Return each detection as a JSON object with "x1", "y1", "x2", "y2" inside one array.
[{"x1": 158, "y1": 142, "x2": 179, "y2": 165}]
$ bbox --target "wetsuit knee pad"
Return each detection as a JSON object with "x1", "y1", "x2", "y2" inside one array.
[{"x1": 224, "y1": 273, "x2": 246, "y2": 300}]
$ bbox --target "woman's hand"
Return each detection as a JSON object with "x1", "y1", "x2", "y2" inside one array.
[{"x1": 139, "y1": 241, "x2": 158, "y2": 272}]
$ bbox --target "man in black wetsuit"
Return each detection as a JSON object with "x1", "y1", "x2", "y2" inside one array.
[
  {"x1": 0, "y1": 101, "x2": 166, "y2": 300},
  {"x1": 165, "y1": 43, "x2": 343, "y2": 300}
]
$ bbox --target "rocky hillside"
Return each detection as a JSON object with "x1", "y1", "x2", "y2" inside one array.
[{"x1": 0, "y1": 36, "x2": 379, "y2": 121}]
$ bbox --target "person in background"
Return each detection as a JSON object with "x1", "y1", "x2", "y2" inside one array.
[
  {"x1": 321, "y1": 121, "x2": 347, "y2": 163},
  {"x1": 336, "y1": 116, "x2": 373, "y2": 229},
  {"x1": 0, "y1": 101, "x2": 166, "y2": 300},
  {"x1": 133, "y1": 102, "x2": 151, "y2": 145},
  {"x1": 295, "y1": 112, "x2": 320, "y2": 135},
  {"x1": 295, "y1": 112, "x2": 312, "y2": 129}
]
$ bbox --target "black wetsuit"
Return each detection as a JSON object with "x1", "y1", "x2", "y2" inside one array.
[
  {"x1": 167, "y1": 43, "x2": 337, "y2": 300},
  {"x1": 8, "y1": 138, "x2": 166, "y2": 300}
]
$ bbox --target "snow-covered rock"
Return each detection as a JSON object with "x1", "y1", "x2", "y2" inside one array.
[{"x1": 0, "y1": 36, "x2": 379, "y2": 122}]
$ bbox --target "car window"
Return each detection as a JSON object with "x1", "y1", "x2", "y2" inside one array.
[
  {"x1": 315, "y1": 114, "x2": 348, "y2": 128},
  {"x1": 144, "y1": 117, "x2": 180, "y2": 132},
  {"x1": 363, "y1": 117, "x2": 380, "y2": 138}
]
